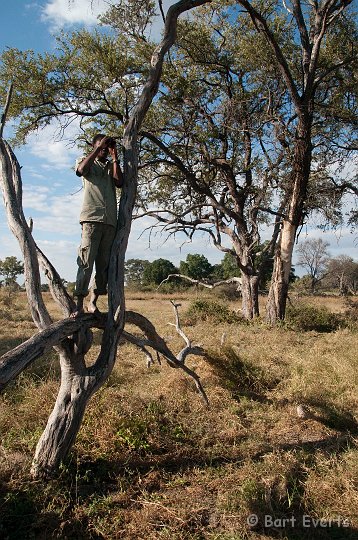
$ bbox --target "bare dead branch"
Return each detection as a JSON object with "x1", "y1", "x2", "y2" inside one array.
[
  {"x1": 169, "y1": 300, "x2": 205, "y2": 363},
  {"x1": 158, "y1": 273, "x2": 242, "y2": 290},
  {"x1": 0, "y1": 308, "x2": 208, "y2": 403},
  {"x1": 0, "y1": 139, "x2": 52, "y2": 330}
]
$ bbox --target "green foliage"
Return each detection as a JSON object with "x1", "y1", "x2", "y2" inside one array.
[
  {"x1": 215, "y1": 253, "x2": 241, "y2": 280},
  {"x1": 184, "y1": 299, "x2": 242, "y2": 325},
  {"x1": 286, "y1": 303, "x2": 343, "y2": 332},
  {"x1": 0, "y1": 27, "x2": 148, "y2": 144},
  {"x1": 124, "y1": 258, "x2": 150, "y2": 287},
  {"x1": 253, "y1": 242, "x2": 273, "y2": 290},
  {"x1": 179, "y1": 253, "x2": 212, "y2": 280},
  {"x1": 290, "y1": 274, "x2": 316, "y2": 295},
  {"x1": 142, "y1": 258, "x2": 178, "y2": 285},
  {"x1": 0, "y1": 256, "x2": 24, "y2": 287},
  {"x1": 115, "y1": 418, "x2": 150, "y2": 452}
]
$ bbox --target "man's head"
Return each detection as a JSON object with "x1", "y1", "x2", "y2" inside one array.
[
  {"x1": 92, "y1": 133, "x2": 109, "y2": 161},
  {"x1": 92, "y1": 133, "x2": 106, "y2": 146}
]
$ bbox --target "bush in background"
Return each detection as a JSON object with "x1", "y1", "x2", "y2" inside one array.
[
  {"x1": 184, "y1": 299, "x2": 244, "y2": 325},
  {"x1": 286, "y1": 303, "x2": 343, "y2": 332}
]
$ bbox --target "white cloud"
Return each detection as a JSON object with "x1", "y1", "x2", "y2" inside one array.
[
  {"x1": 41, "y1": 0, "x2": 196, "y2": 39},
  {"x1": 41, "y1": 0, "x2": 109, "y2": 29},
  {"x1": 24, "y1": 190, "x2": 82, "y2": 236},
  {"x1": 37, "y1": 238, "x2": 79, "y2": 281},
  {"x1": 23, "y1": 185, "x2": 51, "y2": 213},
  {"x1": 26, "y1": 123, "x2": 79, "y2": 169}
]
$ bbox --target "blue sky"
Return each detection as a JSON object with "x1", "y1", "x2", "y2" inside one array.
[{"x1": 0, "y1": 1, "x2": 357, "y2": 283}]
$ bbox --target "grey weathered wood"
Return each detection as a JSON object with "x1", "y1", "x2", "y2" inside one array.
[
  {"x1": 0, "y1": 139, "x2": 52, "y2": 330},
  {"x1": 0, "y1": 310, "x2": 206, "y2": 393}
]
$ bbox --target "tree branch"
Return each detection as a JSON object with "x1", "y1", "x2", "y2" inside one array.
[
  {"x1": 158, "y1": 273, "x2": 242, "y2": 290},
  {"x1": 0, "y1": 83, "x2": 13, "y2": 138},
  {"x1": 0, "y1": 309, "x2": 208, "y2": 403},
  {"x1": 237, "y1": 0, "x2": 301, "y2": 108}
]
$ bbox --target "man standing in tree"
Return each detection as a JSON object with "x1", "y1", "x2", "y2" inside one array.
[{"x1": 72, "y1": 134, "x2": 123, "y2": 316}]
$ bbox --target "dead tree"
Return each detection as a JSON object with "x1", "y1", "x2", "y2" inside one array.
[{"x1": 0, "y1": 0, "x2": 210, "y2": 478}]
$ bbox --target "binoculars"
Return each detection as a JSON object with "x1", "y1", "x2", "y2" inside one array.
[{"x1": 107, "y1": 137, "x2": 116, "y2": 148}]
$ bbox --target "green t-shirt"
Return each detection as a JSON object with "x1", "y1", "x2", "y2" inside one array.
[{"x1": 76, "y1": 157, "x2": 118, "y2": 227}]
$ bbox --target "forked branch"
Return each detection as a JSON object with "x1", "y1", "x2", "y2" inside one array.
[{"x1": 0, "y1": 308, "x2": 208, "y2": 404}]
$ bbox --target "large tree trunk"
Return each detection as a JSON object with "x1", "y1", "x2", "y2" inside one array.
[
  {"x1": 266, "y1": 114, "x2": 312, "y2": 324},
  {"x1": 266, "y1": 220, "x2": 296, "y2": 322},
  {"x1": 31, "y1": 352, "x2": 91, "y2": 477},
  {"x1": 240, "y1": 272, "x2": 259, "y2": 319}
]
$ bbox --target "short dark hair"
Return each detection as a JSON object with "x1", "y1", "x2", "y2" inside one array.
[{"x1": 92, "y1": 133, "x2": 106, "y2": 146}]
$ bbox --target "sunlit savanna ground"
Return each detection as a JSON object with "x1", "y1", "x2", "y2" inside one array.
[{"x1": 0, "y1": 289, "x2": 357, "y2": 539}]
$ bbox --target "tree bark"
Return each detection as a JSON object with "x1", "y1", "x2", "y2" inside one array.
[
  {"x1": 31, "y1": 353, "x2": 91, "y2": 477},
  {"x1": 240, "y1": 273, "x2": 259, "y2": 319},
  {"x1": 266, "y1": 220, "x2": 296, "y2": 321},
  {"x1": 266, "y1": 115, "x2": 312, "y2": 323}
]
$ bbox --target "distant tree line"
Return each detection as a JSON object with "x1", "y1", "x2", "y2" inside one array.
[
  {"x1": 125, "y1": 241, "x2": 358, "y2": 297},
  {"x1": 124, "y1": 249, "x2": 287, "y2": 291},
  {"x1": 295, "y1": 238, "x2": 358, "y2": 295},
  {"x1": 1, "y1": 247, "x2": 355, "y2": 297}
]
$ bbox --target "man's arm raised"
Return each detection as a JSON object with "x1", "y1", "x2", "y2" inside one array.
[
  {"x1": 108, "y1": 144, "x2": 124, "y2": 188},
  {"x1": 76, "y1": 136, "x2": 112, "y2": 177}
]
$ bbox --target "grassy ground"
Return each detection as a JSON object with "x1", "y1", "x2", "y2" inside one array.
[{"x1": 0, "y1": 289, "x2": 358, "y2": 539}]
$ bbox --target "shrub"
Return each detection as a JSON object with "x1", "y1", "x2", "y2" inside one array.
[
  {"x1": 213, "y1": 284, "x2": 242, "y2": 301},
  {"x1": 342, "y1": 299, "x2": 358, "y2": 332},
  {"x1": 184, "y1": 299, "x2": 243, "y2": 325},
  {"x1": 285, "y1": 303, "x2": 343, "y2": 332}
]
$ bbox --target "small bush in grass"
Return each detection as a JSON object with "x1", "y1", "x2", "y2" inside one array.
[
  {"x1": 342, "y1": 299, "x2": 358, "y2": 332},
  {"x1": 184, "y1": 299, "x2": 243, "y2": 325},
  {"x1": 213, "y1": 284, "x2": 242, "y2": 301},
  {"x1": 286, "y1": 303, "x2": 343, "y2": 332}
]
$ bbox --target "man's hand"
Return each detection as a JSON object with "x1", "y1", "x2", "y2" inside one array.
[
  {"x1": 98, "y1": 136, "x2": 112, "y2": 150},
  {"x1": 108, "y1": 145, "x2": 118, "y2": 160}
]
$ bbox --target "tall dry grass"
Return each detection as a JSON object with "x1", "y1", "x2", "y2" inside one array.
[{"x1": 0, "y1": 290, "x2": 357, "y2": 539}]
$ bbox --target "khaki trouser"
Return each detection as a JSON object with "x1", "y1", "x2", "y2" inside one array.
[{"x1": 74, "y1": 222, "x2": 116, "y2": 297}]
